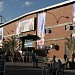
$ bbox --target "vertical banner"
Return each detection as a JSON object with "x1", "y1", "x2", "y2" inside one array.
[
  {"x1": 16, "y1": 21, "x2": 22, "y2": 36},
  {"x1": 0, "y1": 28, "x2": 3, "y2": 48},
  {"x1": 37, "y1": 13, "x2": 46, "y2": 49},
  {"x1": 73, "y1": 3, "x2": 75, "y2": 27},
  {"x1": 72, "y1": 3, "x2": 75, "y2": 38}
]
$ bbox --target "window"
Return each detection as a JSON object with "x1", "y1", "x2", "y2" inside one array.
[{"x1": 24, "y1": 40, "x2": 33, "y2": 47}]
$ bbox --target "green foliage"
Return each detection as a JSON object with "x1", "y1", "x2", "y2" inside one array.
[
  {"x1": 2, "y1": 40, "x2": 10, "y2": 52},
  {"x1": 65, "y1": 37, "x2": 72, "y2": 50},
  {"x1": 65, "y1": 37, "x2": 75, "y2": 52},
  {"x1": 2, "y1": 36, "x2": 17, "y2": 53}
]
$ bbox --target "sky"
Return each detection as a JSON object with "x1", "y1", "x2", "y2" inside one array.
[{"x1": 0, "y1": 0, "x2": 69, "y2": 23}]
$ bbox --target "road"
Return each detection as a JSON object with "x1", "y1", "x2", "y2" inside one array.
[
  {"x1": 5, "y1": 69, "x2": 75, "y2": 75},
  {"x1": 5, "y1": 66, "x2": 75, "y2": 75},
  {"x1": 1, "y1": 62, "x2": 75, "y2": 75}
]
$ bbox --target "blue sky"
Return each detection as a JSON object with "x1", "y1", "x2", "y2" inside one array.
[{"x1": 0, "y1": 0, "x2": 67, "y2": 22}]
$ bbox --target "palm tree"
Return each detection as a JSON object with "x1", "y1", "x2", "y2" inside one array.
[{"x1": 2, "y1": 36, "x2": 17, "y2": 62}]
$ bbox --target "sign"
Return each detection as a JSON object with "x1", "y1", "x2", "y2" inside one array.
[
  {"x1": 24, "y1": 40, "x2": 33, "y2": 47},
  {"x1": 16, "y1": 17, "x2": 35, "y2": 35},
  {"x1": 16, "y1": 21, "x2": 22, "y2": 36},
  {"x1": 73, "y1": 3, "x2": 75, "y2": 27},
  {"x1": 37, "y1": 13, "x2": 46, "y2": 49},
  {"x1": 21, "y1": 17, "x2": 35, "y2": 32}
]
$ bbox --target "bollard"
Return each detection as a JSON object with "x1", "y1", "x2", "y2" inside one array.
[
  {"x1": 46, "y1": 69, "x2": 48, "y2": 75},
  {"x1": 42, "y1": 67, "x2": 49, "y2": 75},
  {"x1": 42, "y1": 67, "x2": 44, "y2": 75}
]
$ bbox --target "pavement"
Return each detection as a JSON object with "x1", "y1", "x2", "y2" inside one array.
[
  {"x1": 5, "y1": 62, "x2": 75, "y2": 74},
  {"x1": 5, "y1": 62, "x2": 46, "y2": 69},
  {"x1": 5, "y1": 62, "x2": 34, "y2": 67}
]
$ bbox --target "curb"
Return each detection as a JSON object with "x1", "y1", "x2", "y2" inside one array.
[{"x1": 64, "y1": 70, "x2": 75, "y2": 73}]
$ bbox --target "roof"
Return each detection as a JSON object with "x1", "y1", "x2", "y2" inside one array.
[{"x1": 0, "y1": 0, "x2": 75, "y2": 27}]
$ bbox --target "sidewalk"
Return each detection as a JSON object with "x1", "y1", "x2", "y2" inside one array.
[
  {"x1": 5, "y1": 62, "x2": 46, "y2": 68},
  {"x1": 5, "y1": 62, "x2": 75, "y2": 73}
]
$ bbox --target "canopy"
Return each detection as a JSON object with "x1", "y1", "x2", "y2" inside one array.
[{"x1": 15, "y1": 34, "x2": 40, "y2": 41}]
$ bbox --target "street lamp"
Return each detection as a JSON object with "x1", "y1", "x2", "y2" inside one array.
[
  {"x1": 47, "y1": 11, "x2": 69, "y2": 24},
  {"x1": 0, "y1": 15, "x2": 7, "y2": 25},
  {"x1": 3, "y1": 28, "x2": 13, "y2": 35},
  {"x1": 57, "y1": 16, "x2": 69, "y2": 23},
  {"x1": 3, "y1": 28, "x2": 9, "y2": 34}
]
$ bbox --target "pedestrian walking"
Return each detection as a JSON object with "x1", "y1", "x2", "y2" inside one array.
[
  {"x1": 65, "y1": 58, "x2": 70, "y2": 69},
  {"x1": 32, "y1": 53, "x2": 36, "y2": 67},
  {"x1": 35, "y1": 54, "x2": 38, "y2": 67},
  {"x1": 50, "y1": 55, "x2": 59, "y2": 75},
  {"x1": 51, "y1": 59, "x2": 58, "y2": 75},
  {"x1": 64, "y1": 54, "x2": 67, "y2": 61},
  {"x1": 53, "y1": 55, "x2": 56, "y2": 62},
  {"x1": 57, "y1": 59, "x2": 64, "y2": 75}
]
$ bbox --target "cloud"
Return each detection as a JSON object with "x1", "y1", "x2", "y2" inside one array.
[
  {"x1": 0, "y1": 1, "x2": 4, "y2": 12},
  {"x1": 24, "y1": 1, "x2": 32, "y2": 6}
]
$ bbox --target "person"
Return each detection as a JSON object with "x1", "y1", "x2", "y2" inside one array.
[
  {"x1": 26, "y1": 51, "x2": 29, "y2": 62},
  {"x1": 53, "y1": 55, "x2": 56, "y2": 62},
  {"x1": 35, "y1": 54, "x2": 38, "y2": 67},
  {"x1": 57, "y1": 59, "x2": 64, "y2": 75},
  {"x1": 66, "y1": 58, "x2": 70, "y2": 69},
  {"x1": 32, "y1": 53, "x2": 36, "y2": 67},
  {"x1": 50, "y1": 55, "x2": 56, "y2": 69},
  {"x1": 27, "y1": 52, "x2": 29, "y2": 62},
  {"x1": 64, "y1": 54, "x2": 67, "y2": 61},
  {"x1": 23, "y1": 52, "x2": 26, "y2": 62},
  {"x1": 51, "y1": 59, "x2": 58, "y2": 75},
  {"x1": 72, "y1": 53, "x2": 75, "y2": 62}
]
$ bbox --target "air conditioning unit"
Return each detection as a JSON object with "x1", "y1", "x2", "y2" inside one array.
[
  {"x1": 65, "y1": 24, "x2": 73, "y2": 30},
  {"x1": 45, "y1": 28, "x2": 51, "y2": 34}
]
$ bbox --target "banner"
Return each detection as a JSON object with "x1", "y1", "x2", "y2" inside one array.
[
  {"x1": 16, "y1": 21, "x2": 22, "y2": 36},
  {"x1": 0, "y1": 28, "x2": 3, "y2": 48},
  {"x1": 21, "y1": 18, "x2": 35, "y2": 32},
  {"x1": 73, "y1": 3, "x2": 75, "y2": 27},
  {"x1": 72, "y1": 3, "x2": 75, "y2": 38},
  {"x1": 16, "y1": 18, "x2": 35, "y2": 35},
  {"x1": 37, "y1": 13, "x2": 46, "y2": 49}
]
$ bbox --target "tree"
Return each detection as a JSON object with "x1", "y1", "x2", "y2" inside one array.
[
  {"x1": 65, "y1": 36, "x2": 75, "y2": 62},
  {"x1": 2, "y1": 36, "x2": 17, "y2": 62}
]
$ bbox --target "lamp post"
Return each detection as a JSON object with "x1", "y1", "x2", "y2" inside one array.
[
  {"x1": 57, "y1": 16, "x2": 69, "y2": 23},
  {"x1": 4, "y1": 28, "x2": 13, "y2": 35},
  {"x1": 47, "y1": 11, "x2": 69, "y2": 24},
  {"x1": 0, "y1": 15, "x2": 7, "y2": 25}
]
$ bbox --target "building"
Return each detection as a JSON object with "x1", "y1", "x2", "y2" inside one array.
[{"x1": 0, "y1": 0, "x2": 75, "y2": 62}]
